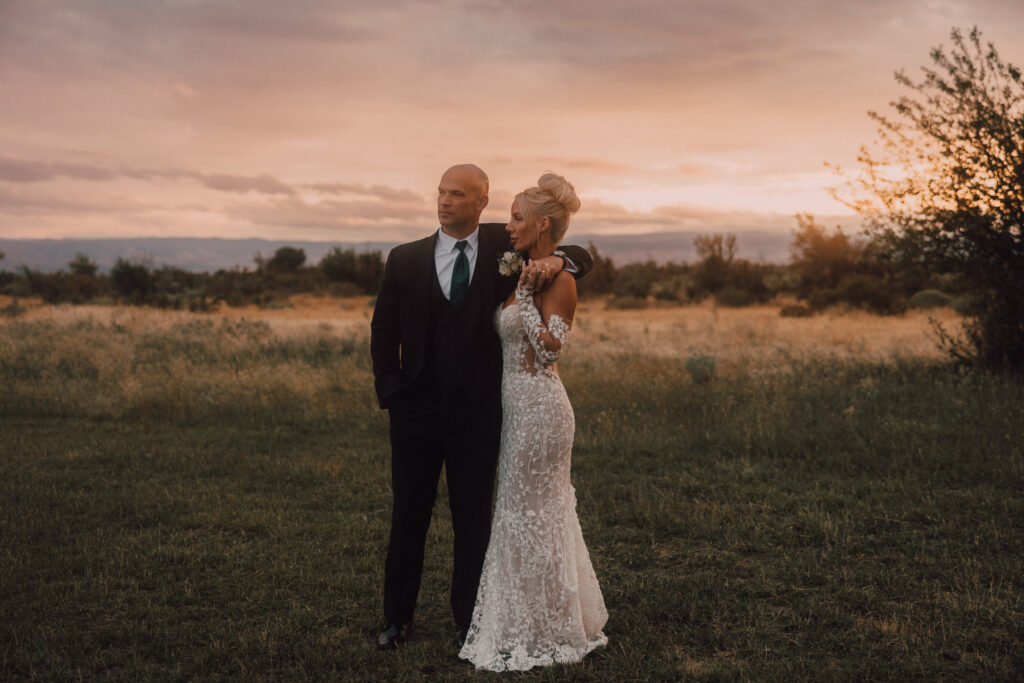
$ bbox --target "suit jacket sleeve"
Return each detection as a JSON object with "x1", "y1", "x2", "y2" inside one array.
[
  {"x1": 559, "y1": 244, "x2": 593, "y2": 279},
  {"x1": 369, "y1": 250, "x2": 403, "y2": 408}
]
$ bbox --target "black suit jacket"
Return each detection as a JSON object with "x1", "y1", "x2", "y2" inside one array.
[{"x1": 370, "y1": 223, "x2": 592, "y2": 409}]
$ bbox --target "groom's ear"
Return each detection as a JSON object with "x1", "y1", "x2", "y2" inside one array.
[{"x1": 478, "y1": 193, "x2": 489, "y2": 211}]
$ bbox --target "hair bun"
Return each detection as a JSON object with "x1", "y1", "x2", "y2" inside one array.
[{"x1": 538, "y1": 172, "x2": 581, "y2": 216}]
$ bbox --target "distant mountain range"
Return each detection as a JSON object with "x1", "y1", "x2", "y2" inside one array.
[{"x1": 0, "y1": 231, "x2": 794, "y2": 273}]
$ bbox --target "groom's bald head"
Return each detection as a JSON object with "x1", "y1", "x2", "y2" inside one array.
[
  {"x1": 442, "y1": 164, "x2": 489, "y2": 196},
  {"x1": 437, "y1": 164, "x2": 490, "y2": 237}
]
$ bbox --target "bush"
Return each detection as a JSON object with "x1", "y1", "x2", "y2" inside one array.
[
  {"x1": 951, "y1": 296, "x2": 972, "y2": 315},
  {"x1": 780, "y1": 304, "x2": 814, "y2": 318},
  {"x1": 808, "y1": 274, "x2": 906, "y2": 315},
  {"x1": 319, "y1": 247, "x2": 384, "y2": 295},
  {"x1": 651, "y1": 274, "x2": 691, "y2": 302},
  {"x1": 329, "y1": 281, "x2": 365, "y2": 298},
  {"x1": 1, "y1": 298, "x2": 27, "y2": 318},
  {"x1": 908, "y1": 289, "x2": 953, "y2": 310},
  {"x1": 266, "y1": 247, "x2": 306, "y2": 273},
  {"x1": 685, "y1": 354, "x2": 717, "y2": 384},
  {"x1": 605, "y1": 295, "x2": 649, "y2": 310},
  {"x1": 110, "y1": 260, "x2": 153, "y2": 304},
  {"x1": 612, "y1": 262, "x2": 658, "y2": 299},
  {"x1": 574, "y1": 242, "x2": 616, "y2": 298},
  {"x1": 715, "y1": 286, "x2": 756, "y2": 308}
]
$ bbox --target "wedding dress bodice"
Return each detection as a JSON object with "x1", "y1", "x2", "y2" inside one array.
[{"x1": 459, "y1": 287, "x2": 608, "y2": 672}]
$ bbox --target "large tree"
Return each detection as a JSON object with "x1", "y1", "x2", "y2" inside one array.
[{"x1": 840, "y1": 27, "x2": 1024, "y2": 371}]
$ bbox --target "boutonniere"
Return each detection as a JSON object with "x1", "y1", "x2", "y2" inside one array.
[{"x1": 497, "y1": 251, "x2": 524, "y2": 276}]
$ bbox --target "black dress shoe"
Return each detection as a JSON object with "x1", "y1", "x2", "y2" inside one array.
[
  {"x1": 377, "y1": 621, "x2": 411, "y2": 650},
  {"x1": 454, "y1": 627, "x2": 468, "y2": 649}
]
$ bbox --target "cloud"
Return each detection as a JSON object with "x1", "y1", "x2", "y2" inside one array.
[
  {"x1": 302, "y1": 183, "x2": 425, "y2": 204},
  {"x1": 0, "y1": 184, "x2": 158, "y2": 215},
  {"x1": 0, "y1": 157, "x2": 118, "y2": 183},
  {"x1": 0, "y1": 156, "x2": 299, "y2": 196},
  {"x1": 200, "y1": 173, "x2": 295, "y2": 196},
  {"x1": 230, "y1": 192, "x2": 429, "y2": 227}
]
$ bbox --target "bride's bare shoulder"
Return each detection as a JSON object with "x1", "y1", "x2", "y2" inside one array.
[{"x1": 538, "y1": 271, "x2": 576, "y2": 316}]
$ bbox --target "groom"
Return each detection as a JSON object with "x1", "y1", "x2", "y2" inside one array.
[{"x1": 370, "y1": 164, "x2": 592, "y2": 649}]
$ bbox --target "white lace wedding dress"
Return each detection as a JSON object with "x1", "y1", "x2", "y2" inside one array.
[{"x1": 459, "y1": 284, "x2": 608, "y2": 672}]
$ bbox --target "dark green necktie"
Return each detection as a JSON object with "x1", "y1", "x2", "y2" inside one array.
[{"x1": 450, "y1": 240, "x2": 469, "y2": 307}]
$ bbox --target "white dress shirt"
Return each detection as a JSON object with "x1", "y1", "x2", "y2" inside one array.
[{"x1": 434, "y1": 226, "x2": 480, "y2": 300}]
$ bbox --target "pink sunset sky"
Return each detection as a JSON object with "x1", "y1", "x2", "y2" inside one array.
[{"x1": 2, "y1": 0, "x2": 1023, "y2": 243}]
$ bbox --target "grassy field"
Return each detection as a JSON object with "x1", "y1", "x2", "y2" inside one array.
[{"x1": 1, "y1": 299, "x2": 1022, "y2": 680}]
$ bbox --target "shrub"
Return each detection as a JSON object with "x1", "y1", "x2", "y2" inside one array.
[
  {"x1": 692, "y1": 234, "x2": 735, "y2": 295},
  {"x1": 1, "y1": 298, "x2": 27, "y2": 318},
  {"x1": 612, "y1": 262, "x2": 658, "y2": 299},
  {"x1": 574, "y1": 242, "x2": 616, "y2": 298},
  {"x1": 266, "y1": 246, "x2": 306, "y2": 273},
  {"x1": 808, "y1": 274, "x2": 906, "y2": 315},
  {"x1": 651, "y1": 274, "x2": 691, "y2": 302},
  {"x1": 329, "y1": 281, "x2": 365, "y2": 298},
  {"x1": 764, "y1": 268, "x2": 800, "y2": 296},
  {"x1": 110, "y1": 259, "x2": 153, "y2": 304},
  {"x1": 605, "y1": 295, "x2": 649, "y2": 310},
  {"x1": 319, "y1": 246, "x2": 358, "y2": 282},
  {"x1": 715, "y1": 286, "x2": 756, "y2": 308},
  {"x1": 951, "y1": 296, "x2": 972, "y2": 315},
  {"x1": 780, "y1": 304, "x2": 814, "y2": 318},
  {"x1": 908, "y1": 289, "x2": 953, "y2": 310},
  {"x1": 685, "y1": 354, "x2": 717, "y2": 384},
  {"x1": 319, "y1": 247, "x2": 384, "y2": 294}
]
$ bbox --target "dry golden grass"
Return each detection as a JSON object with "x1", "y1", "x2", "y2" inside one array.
[
  {"x1": 4, "y1": 294, "x2": 961, "y2": 378},
  {"x1": 4, "y1": 293, "x2": 374, "y2": 338},
  {"x1": 0, "y1": 295, "x2": 378, "y2": 422},
  {"x1": 570, "y1": 299, "x2": 961, "y2": 376}
]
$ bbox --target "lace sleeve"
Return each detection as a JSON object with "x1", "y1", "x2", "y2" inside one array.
[{"x1": 516, "y1": 282, "x2": 571, "y2": 364}]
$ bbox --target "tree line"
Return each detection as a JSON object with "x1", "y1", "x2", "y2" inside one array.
[
  {"x1": 0, "y1": 217, "x2": 966, "y2": 318},
  {"x1": 0, "y1": 246, "x2": 384, "y2": 312},
  {"x1": 576, "y1": 215, "x2": 966, "y2": 316}
]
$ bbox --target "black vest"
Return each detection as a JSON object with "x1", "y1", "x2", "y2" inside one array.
[{"x1": 422, "y1": 268, "x2": 493, "y2": 401}]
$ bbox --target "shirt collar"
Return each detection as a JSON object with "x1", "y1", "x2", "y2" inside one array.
[{"x1": 437, "y1": 225, "x2": 479, "y2": 253}]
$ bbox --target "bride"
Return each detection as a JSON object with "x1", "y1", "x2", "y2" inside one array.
[{"x1": 459, "y1": 173, "x2": 608, "y2": 672}]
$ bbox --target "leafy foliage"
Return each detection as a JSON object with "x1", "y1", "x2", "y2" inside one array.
[
  {"x1": 266, "y1": 246, "x2": 306, "y2": 273},
  {"x1": 319, "y1": 246, "x2": 384, "y2": 295},
  {"x1": 5, "y1": 246, "x2": 386, "y2": 307},
  {"x1": 908, "y1": 289, "x2": 953, "y2": 310},
  {"x1": 684, "y1": 354, "x2": 717, "y2": 383},
  {"x1": 789, "y1": 215, "x2": 909, "y2": 315},
  {"x1": 574, "y1": 242, "x2": 616, "y2": 298},
  {"x1": 110, "y1": 259, "x2": 154, "y2": 305},
  {"x1": 839, "y1": 27, "x2": 1024, "y2": 371},
  {"x1": 692, "y1": 233, "x2": 736, "y2": 294}
]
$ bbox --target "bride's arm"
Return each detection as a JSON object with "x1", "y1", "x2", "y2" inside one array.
[{"x1": 516, "y1": 272, "x2": 577, "y2": 364}]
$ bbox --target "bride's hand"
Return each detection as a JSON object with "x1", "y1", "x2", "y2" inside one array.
[{"x1": 519, "y1": 255, "x2": 562, "y2": 291}]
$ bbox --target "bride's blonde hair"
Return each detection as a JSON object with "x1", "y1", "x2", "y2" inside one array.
[{"x1": 514, "y1": 172, "x2": 581, "y2": 245}]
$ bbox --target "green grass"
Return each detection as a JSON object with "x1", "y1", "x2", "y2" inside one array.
[{"x1": 1, "y1": 318, "x2": 1022, "y2": 680}]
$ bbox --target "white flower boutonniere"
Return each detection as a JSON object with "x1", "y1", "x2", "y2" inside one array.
[{"x1": 497, "y1": 251, "x2": 524, "y2": 276}]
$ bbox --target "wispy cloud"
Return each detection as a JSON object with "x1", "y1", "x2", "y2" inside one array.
[
  {"x1": 0, "y1": 157, "x2": 118, "y2": 183},
  {"x1": 2, "y1": 1, "x2": 1023, "y2": 239}
]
